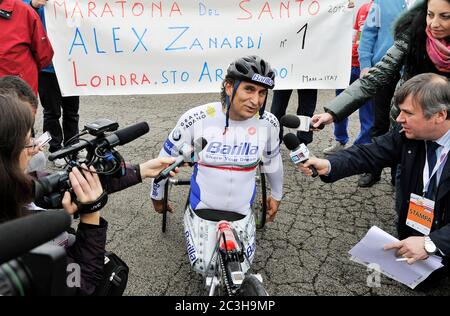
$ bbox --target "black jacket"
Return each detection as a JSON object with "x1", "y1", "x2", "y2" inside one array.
[
  {"x1": 66, "y1": 218, "x2": 108, "y2": 296},
  {"x1": 321, "y1": 127, "x2": 450, "y2": 257}
]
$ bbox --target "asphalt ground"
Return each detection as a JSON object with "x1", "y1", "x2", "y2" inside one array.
[{"x1": 35, "y1": 89, "x2": 450, "y2": 296}]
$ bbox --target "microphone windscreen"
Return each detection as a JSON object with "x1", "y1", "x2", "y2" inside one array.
[
  {"x1": 280, "y1": 115, "x2": 301, "y2": 128},
  {"x1": 0, "y1": 211, "x2": 71, "y2": 264},
  {"x1": 283, "y1": 133, "x2": 301, "y2": 151},
  {"x1": 115, "y1": 122, "x2": 149, "y2": 146}
]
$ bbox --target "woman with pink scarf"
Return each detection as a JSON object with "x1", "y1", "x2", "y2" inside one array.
[{"x1": 313, "y1": 0, "x2": 450, "y2": 130}]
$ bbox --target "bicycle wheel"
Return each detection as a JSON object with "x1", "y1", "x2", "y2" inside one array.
[
  {"x1": 252, "y1": 165, "x2": 267, "y2": 229},
  {"x1": 239, "y1": 274, "x2": 268, "y2": 296}
]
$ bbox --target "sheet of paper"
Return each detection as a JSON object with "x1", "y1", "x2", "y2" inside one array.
[{"x1": 349, "y1": 226, "x2": 443, "y2": 289}]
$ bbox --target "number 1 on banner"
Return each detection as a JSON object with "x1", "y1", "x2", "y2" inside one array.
[{"x1": 297, "y1": 23, "x2": 308, "y2": 50}]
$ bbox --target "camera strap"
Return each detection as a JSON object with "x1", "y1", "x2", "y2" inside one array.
[{"x1": 76, "y1": 192, "x2": 108, "y2": 214}]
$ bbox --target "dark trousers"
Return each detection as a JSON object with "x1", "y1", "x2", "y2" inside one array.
[
  {"x1": 371, "y1": 74, "x2": 399, "y2": 138},
  {"x1": 370, "y1": 74, "x2": 400, "y2": 178},
  {"x1": 270, "y1": 89, "x2": 317, "y2": 145},
  {"x1": 38, "y1": 72, "x2": 80, "y2": 153}
]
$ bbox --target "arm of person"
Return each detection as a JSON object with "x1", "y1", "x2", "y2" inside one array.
[
  {"x1": 384, "y1": 237, "x2": 430, "y2": 264},
  {"x1": 311, "y1": 38, "x2": 407, "y2": 127},
  {"x1": 429, "y1": 225, "x2": 450, "y2": 257},
  {"x1": 101, "y1": 157, "x2": 177, "y2": 194},
  {"x1": 150, "y1": 110, "x2": 194, "y2": 213},
  {"x1": 263, "y1": 153, "x2": 283, "y2": 222},
  {"x1": 62, "y1": 166, "x2": 108, "y2": 295},
  {"x1": 384, "y1": 225, "x2": 450, "y2": 264},
  {"x1": 30, "y1": 0, "x2": 46, "y2": 9},
  {"x1": 261, "y1": 113, "x2": 283, "y2": 222},
  {"x1": 298, "y1": 157, "x2": 331, "y2": 177},
  {"x1": 301, "y1": 127, "x2": 403, "y2": 182},
  {"x1": 357, "y1": 0, "x2": 379, "y2": 71},
  {"x1": 29, "y1": 6, "x2": 54, "y2": 71}
]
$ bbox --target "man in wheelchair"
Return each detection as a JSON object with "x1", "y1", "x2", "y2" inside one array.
[{"x1": 150, "y1": 56, "x2": 284, "y2": 276}]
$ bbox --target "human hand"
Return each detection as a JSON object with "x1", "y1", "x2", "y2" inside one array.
[
  {"x1": 311, "y1": 113, "x2": 334, "y2": 129},
  {"x1": 298, "y1": 157, "x2": 330, "y2": 177},
  {"x1": 266, "y1": 195, "x2": 281, "y2": 222},
  {"x1": 384, "y1": 236, "x2": 429, "y2": 264},
  {"x1": 152, "y1": 198, "x2": 173, "y2": 214},
  {"x1": 140, "y1": 157, "x2": 178, "y2": 179},
  {"x1": 31, "y1": 0, "x2": 47, "y2": 8},
  {"x1": 62, "y1": 165, "x2": 103, "y2": 215}
]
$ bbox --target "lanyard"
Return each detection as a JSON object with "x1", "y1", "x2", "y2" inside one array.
[{"x1": 423, "y1": 143, "x2": 450, "y2": 195}]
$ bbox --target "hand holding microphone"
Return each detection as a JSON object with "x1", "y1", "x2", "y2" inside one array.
[
  {"x1": 283, "y1": 133, "x2": 318, "y2": 177},
  {"x1": 311, "y1": 113, "x2": 334, "y2": 129},
  {"x1": 280, "y1": 114, "x2": 325, "y2": 132},
  {"x1": 153, "y1": 137, "x2": 207, "y2": 184}
]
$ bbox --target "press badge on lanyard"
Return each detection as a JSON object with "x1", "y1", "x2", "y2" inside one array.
[
  {"x1": 406, "y1": 193, "x2": 435, "y2": 235},
  {"x1": 406, "y1": 142, "x2": 449, "y2": 235}
]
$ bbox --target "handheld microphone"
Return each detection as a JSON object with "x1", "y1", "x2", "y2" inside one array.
[
  {"x1": 48, "y1": 122, "x2": 149, "y2": 161},
  {"x1": 153, "y1": 137, "x2": 208, "y2": 184},
  {"x1": 283, "y1": 133, "x2": 318, "y2": 177},
  {"x1": 280, "y1": 114, "x2": 325, "y2": 132},
  {"x1": 0, "y1": 211, "x2": 71, "y2": 264}
]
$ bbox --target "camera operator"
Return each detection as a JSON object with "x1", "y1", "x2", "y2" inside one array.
[
  {"x1": 0, "y1": 93, "x2": 108, "y2": 295},
  {"x1": 0, "y1": 93, "x2": 177, "y2": 295}
]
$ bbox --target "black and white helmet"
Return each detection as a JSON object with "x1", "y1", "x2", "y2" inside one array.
[{"x1": 226, "y1": 55, "x2": 275, "y2": 89}]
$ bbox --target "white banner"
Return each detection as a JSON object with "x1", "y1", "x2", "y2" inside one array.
[{"x1": 45, "y1": 0, "x2": 353, "y2": 96}]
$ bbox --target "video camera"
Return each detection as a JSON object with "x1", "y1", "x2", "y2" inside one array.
[
  {"x1": 34, "y1": 119, "x2": 149, "y2": 208},
  {"x1": 0, "y1": 211, "x2": 72, "y2": 296}
]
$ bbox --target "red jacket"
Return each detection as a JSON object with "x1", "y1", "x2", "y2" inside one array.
[{"x1": 0, "y1": 0, "x2": 53, "y2": 95}]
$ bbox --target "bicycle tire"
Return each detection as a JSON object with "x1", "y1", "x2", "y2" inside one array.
[
  {"x1": 253, "y1": 165, "x2": 267, "y2": 229},
  {"x1": 238, "y1": 274, "x2": 268, "y2": 296}
]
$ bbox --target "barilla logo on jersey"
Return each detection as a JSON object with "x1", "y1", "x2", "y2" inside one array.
[
  {"x1": 184, "y1": 230, "x2": 198, "y2": 265},
  {"x1": 207, "y1": 142, "x2": 258, "y2": 155},
  {"x1": 252, "y1": 74, "x2": 274, "y2": 87}
]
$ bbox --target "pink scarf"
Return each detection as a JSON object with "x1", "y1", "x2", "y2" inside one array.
[{"x1": 426, "y1": 27, "x2": 450, "y2": 73}]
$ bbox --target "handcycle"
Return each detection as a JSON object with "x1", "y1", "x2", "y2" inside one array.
[{"x1": 160, "y1": 163, "x2": 269, "y2": 296}]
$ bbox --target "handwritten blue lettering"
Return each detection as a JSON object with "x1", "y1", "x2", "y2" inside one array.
[
  {"x1": 165, "y1": 26, "x2": 189, "y2": 51},
  {"x1": 69, "y1": 28, "x2": 88, "y2": 55},
  {"x1": 93, "y1": 28, "x2": 106, "y2": 54},
  {"x1": 112, "y1": 27, "x2": 123, "y2": 53},
  {"x1": 132, "y1": 27, "x2": 148, "y2": 52}
]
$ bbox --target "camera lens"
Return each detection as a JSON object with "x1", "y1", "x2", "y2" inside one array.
[{"x1": 0, "y1": 260, "x2": 33, "y2": 296}]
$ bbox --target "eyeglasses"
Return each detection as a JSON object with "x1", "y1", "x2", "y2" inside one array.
[{"x1": 24, "y1": 138, "x2": 37, "y2": 151}]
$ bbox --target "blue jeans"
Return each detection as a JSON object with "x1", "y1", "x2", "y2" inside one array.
[
  {"x1": 270, "y1": 89, "x2": 317, "y2": 145},
  {"x1": 334, "y1": 67, "x2": 374, "y2": 145}
]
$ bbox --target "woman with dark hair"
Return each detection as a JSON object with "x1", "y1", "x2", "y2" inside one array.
[
  {"x1": 0, "y1": 93, "x2": 109, "y2": 295},
  {"x1": 0, "y1": 94, "x2": 179, "y2": 295},
  {"x1": 313, "y1": 0, "x2": 450, "y2": 128},
  {"x1": 0, "y1": 94, "x2": 35, "y2": 222}
]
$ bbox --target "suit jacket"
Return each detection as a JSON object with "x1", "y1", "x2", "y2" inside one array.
[{"x1": 321, "y1": 127, "x2": 450, "y2": 257}]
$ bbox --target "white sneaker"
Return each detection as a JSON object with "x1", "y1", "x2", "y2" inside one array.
[
  {"x1": 53, "y1": 158, "x2": 66, "y2": 168},
  {"x1": 323, "y1": 141, "x2": 347, "y2": 155}
]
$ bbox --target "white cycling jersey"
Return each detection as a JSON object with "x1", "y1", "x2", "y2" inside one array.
[{"x1": 151, "y1": 102, "x2": 283, "y2": 216}]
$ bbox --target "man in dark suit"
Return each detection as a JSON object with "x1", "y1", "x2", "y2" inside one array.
[{"x1": 299, "y1": 73, "x2": 450, "y2": 273}]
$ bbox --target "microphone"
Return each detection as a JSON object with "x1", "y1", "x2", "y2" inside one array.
[
  {"x1": 48, "y1": 122, "x2": 149, "y2": 161},
  {"x1": 280, "y1": 114, "x2": 324, "y2": 132},
  {"x1": 153, "y1": 137, "x2": 208, "y2": 184},
  {"x1": 283, "y1": 133, "x2": 318, "y2": 177},
  {"x1": 0, "y1": 211, "x2": 71, "y2": 264},
  {"x1": 100, "y1": 121, "x2": 149, "y2": 148}
]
